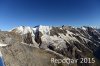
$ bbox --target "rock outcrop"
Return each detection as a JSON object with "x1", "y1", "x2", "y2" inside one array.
[{"x1": 0, "y1": 25, "x2": 100, "y2": 66}]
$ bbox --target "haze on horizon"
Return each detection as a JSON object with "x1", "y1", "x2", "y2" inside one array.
[{"x1": 0, "y1": 0, "x2": 100, "y2": 30}]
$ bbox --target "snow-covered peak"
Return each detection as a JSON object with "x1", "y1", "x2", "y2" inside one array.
[
  {"x1": 38, "y1": 25, "x2": 51, "y2": 35},
  {"x1": 15, "y1": 26, "x2": 24, "y2": 32},
  {"x1": 12, "y1": 26, "x2": 34, "y2": 35},
  {"x1": 81, "y1": 26, "x2": 87, "y2": 30},
  {"x1": 11, "y1": 25, "x2": 52, "y2": 35}
]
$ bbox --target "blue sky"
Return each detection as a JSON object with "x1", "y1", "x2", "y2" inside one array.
[{"x1": 0, "y1": 0, "x2": 100, "y2": 30}]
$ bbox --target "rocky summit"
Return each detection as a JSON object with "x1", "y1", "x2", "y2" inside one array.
[{"x1": 0, "y1": 25, "x2": 100, "y2": 66}]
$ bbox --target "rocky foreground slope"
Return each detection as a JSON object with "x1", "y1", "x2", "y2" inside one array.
[{"x1": 0, "y1": 25, "x2": 100, "y2": 66}]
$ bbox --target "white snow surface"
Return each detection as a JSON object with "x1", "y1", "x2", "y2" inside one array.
[
  {"x1": 81, "y1": 26, "x2": 87, "y2": 30},
  {"x1": 0, "y1": 51, "x2": 2, "y2": 57},
  {"x1": 38, "y1": 25, "x2": 51, "y2": 35},
  {"x1": 12, "y1": 25, "x2": 51, "y2": 35},
  {"x1": 15, "y1": 26, "x2": 33, "y2": 35},
  {"x1": 0, "y1": 43, "x2": 8, "y2": 47},
  {"x1": 11, "y1": 25, "x2": 92, "y2": 50}
]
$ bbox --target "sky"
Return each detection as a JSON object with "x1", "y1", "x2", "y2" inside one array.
[{"x1": 0, "y1": 0, "x2": 100, "y2": 30}]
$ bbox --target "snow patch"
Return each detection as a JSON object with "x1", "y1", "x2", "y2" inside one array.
[
  {"x1": 0, "y1": 43, "x2": 8, "y2": 47},
  {"x1": 81, "y1": 27, "x2": 87, "y2": 30},
  {"x1": 39, "y1": 25, "x2": 51, "y2": 35},
  {"x1": 12, "y1": 26, "x2": 34, "y2": 35}
]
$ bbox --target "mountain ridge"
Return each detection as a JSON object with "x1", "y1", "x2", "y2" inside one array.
[{"x1": 0, "y1": 25, "x2": 100, "y2": 66}]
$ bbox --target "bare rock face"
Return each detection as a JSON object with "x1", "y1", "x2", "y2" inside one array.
[
  {"x1": 0, "y1": 31, "x2": 67, "y2": 66},
  {"x1": 1, "y1": 43, "x2": 68, "y2": 66},
  {"x1": 0, "y1": 31, "x2": 22, "y2": 44},
  {"x1": 1, "y1": 25, "x2": 100, "y2": 66},
  {"x1": 23, "y1": 32, "x2": 34, "y2": 44}
]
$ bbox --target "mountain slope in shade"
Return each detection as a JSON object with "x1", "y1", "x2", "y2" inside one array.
[{"x1": 0, "y1": 25, "x2": 100, "y2": 66}]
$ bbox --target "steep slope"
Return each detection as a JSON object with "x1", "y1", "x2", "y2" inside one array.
[
  {"x1": 1, "y1": 43, "x2": 68, "y2": 66},
  {"x1": 0, "y1": 31, "x2": 67, "y2": 66},
  {"x1": 10, "y1": 25, "x2": 100, "y2": 66}
]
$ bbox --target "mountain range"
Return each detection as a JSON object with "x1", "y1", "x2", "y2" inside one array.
[{"x1": 0, "y1": 25, "x2": 100, "y2": 66}]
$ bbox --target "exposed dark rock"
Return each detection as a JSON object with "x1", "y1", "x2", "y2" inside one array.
[
  {"x1": 7, "y1": 25, "x2": 100, "y2": 66},
  {"x1": 50, "y1": 27, "x2": 67, "y2": 36},
  {"x1": 23, "y1": 32, "x2": 33, "y2": 44},
  {"x1": 35, "y1": 31, "x2": 42, "y2": 44}
]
